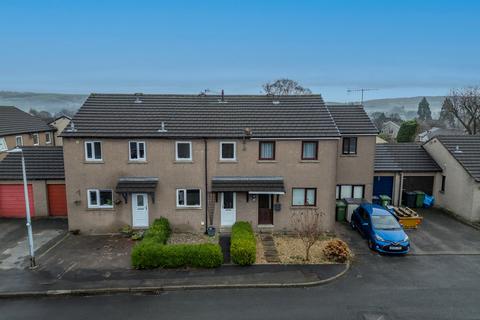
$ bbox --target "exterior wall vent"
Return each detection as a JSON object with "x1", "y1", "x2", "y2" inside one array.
[
  {"x1": 134, "y1": 97, "x2": 142, "y2": 104},
  {"x1": 158, "y1": 121, "x2": 167, "y2": 132},
  {"x1": 453, "y1": 145, "x2": 463, "y2": 153},
  {"x1": 66, "y1": 121, "x2": 77, "y2": 132}
]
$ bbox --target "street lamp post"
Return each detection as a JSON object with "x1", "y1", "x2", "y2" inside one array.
[{"x1": 8, "y1": 147, "x2": 36, "y2": 268}]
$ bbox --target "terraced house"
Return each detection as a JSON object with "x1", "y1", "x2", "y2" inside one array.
[{"x1": 61, "y1": 93, "x2": 377, "y2": 234}]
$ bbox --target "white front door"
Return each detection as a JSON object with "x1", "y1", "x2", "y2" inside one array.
[
  {"x1": 132, "y1": 193, "x2": 149, "y2": 228},
  {"x1": 221, "y1": 192, "x2": 236, "y2": 226}
]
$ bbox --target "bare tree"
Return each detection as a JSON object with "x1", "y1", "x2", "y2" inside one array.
[
  {"x1": 291, "y1": 209, "x2": 325, "y2": 261},
  {"x1": 446, "y1": 87, "x2": 480, "y2": 135},
  {"x1": 262, "y1": 79, "x2": 312, "y2": 95}
]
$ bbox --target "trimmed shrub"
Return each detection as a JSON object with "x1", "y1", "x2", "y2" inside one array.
[
  {"x1": 397, "y1": 120, "x2": 418, "y2": 143},
  {"x1": 132, "y1": 242, "x2": 223, "y2": 269},
  {"x1": 322, "y1": 239, "x2": 351, "y2": 263},
  {"x1": 143, "y1": 217, "x2": 171, "y2": 244},
  {"x1": 230, "y1": 221, "x2": 256, "y2": 266}
]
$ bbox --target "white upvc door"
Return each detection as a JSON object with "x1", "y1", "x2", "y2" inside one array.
[
  {"x1": 132, "y1": 193, "x2": 149, "y2": 228},
  {"x1": 221, "y1": 192, "x2": 236, "y2": 226}
]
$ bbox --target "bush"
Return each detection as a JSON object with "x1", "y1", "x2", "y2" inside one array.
[
  {"x1": 143, "y1": 217, "x2": 171, "y2": 244},
  {"x1": 322, "y1": 239, "x2": 351, "y2": 263},
  {"x1": 132, "y1": 242, "x2": 223, "y2": 269},
  {"x1": 230, "y1": 221, "x2": 256, "y2": 266},
  {"x1": 397, "y1": 120, "x2": 418, "y2": 143}
]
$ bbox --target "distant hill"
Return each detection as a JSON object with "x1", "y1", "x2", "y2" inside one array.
[{"x1": 0, "y1": 91, "x2": 87, "y2": 114}]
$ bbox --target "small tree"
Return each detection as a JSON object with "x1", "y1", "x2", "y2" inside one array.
[
  {"x1": 417, "y1": 97, "x2": 432, "y2": 121},
  {"x1": 397, "y1": 120, "x2": 418, "y2": 142},
  {"x1": 291, "y1": 209, "x2": 325, "y2": 261},
  {"x1": 446, "y1": 87, "x2": 480, "y2": 135},
  {"x1": 439, "y1": 98, "x2": 456, "y2": 128},
  {"x1": 262, "y1": 79, "x2": 312, "y2": 95}
]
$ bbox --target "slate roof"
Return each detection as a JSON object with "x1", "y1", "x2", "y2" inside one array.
[
  {"x1": 0, "y1": 147, "x2": 64, "y2": 180},
  {"x1": 375, "y1": 143, "x2": 441, "y2": 172},
  {"x1": 61, "y1": 94, "x2": 340, "y2": 139},
  {"x1": 0, "y1": 106, "x2": 54, "y2": 136},
  {"x1": 211, "y1": 176, "x2": 285, "y2": 192},
  {"x1": 436, "y1": 135, "x2": 480, "y2": 182},
  {"x1": 326, "y1": 104, "x2": 378, "y2": 135}
]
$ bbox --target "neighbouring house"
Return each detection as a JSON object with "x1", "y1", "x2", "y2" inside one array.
[
  {"x1": 423, "y1": 136, "x2": 480, "y2": 223},
  {"x1": 376, "y1": 136, "x2": 388, "y2": 144},
  {"x1": 0, "y1": 146, "x2": 67, "y2": 218},
  {"x1": 374, "y1": 143, "x2": 442, "y2": 206},
  {"x1": 381, "y1": 121, "x2": 401, "y2": 140},
  {"x1": 0, "y1": 106, "x2": 57, "y2": 159},
  {"x1": 61, "y1": 93, "x2": 378, "y2": 234},
  {"x1": 48, "y1": 115, "x2": 71, "y2": 146},
  {"x1": 417, "y1": 127, "x2": 465, "y2": 143}
]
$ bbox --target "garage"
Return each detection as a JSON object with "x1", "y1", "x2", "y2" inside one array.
[
  {"x1": 47, "y1": 184, "x2": 68, "y2": 216},
  {"x1": 0, "y1": 184, "x2": 35, "y2": 218},
  {"x1": 375, "y1": 143, "x2": 442, "y2": 206}
]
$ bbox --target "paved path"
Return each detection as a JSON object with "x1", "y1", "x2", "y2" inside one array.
[
  {"x1": 260, "y1": 234, "x2": 280, "y2": 263},
  {"x1": 219, "y1": 235, "x2": 231, "y2": 264}
]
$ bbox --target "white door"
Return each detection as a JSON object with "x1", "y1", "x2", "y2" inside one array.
[
  {"x1": 221, "y1": 192, "x2": 236, "y2": 226},
  {"x1": 132, "y1": 193, "x2": 149, "y2": 228}
]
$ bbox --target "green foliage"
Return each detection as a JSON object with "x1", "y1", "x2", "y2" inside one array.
[
  {"x1": 143, "y1": 218, "x2": 171, "y2": 244},
  {"x1": 439, "y1": 98, "x2": 456, "y2": 128},
  {"x1": 132, "y1": 242, "x2": 223, "y2": 269},
  {"x1": 230, "y1": 222, "x2": 256, "y2": 266},
  {"x1": 417, "y1": 97, "x2": 432, "y2": 121},
  {"x1": 397, "y1": 120, "x2": 418, "y2": 142}
]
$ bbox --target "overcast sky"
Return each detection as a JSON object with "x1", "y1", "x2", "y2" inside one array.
[{"x1": 1, "y1": 0, "x2": 479, "y2": 101}]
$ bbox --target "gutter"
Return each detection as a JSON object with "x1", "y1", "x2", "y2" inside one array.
[{"x1": 204, "y1": 138, "x2": 208, "y2": 234}]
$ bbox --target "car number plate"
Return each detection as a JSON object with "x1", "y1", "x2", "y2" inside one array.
[{"x1": 389, "y1": 246, "x2": 402, "y2": 250}]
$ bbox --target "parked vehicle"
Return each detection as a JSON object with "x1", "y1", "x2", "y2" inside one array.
[{"x1": 351, "y1": 203, "x2": 410, "y2": 254}]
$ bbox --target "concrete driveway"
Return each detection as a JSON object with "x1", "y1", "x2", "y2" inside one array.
[
  {"x1": 336, "y1": 207, "x2": 480, "y2": 256},
  {"x1": 0, "y1": 218, "x2": 67, "y2": 270}
]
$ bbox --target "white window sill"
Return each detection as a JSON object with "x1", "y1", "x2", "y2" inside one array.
[
  {"x1": 340, "y1": 154, "x2": 358, "y2": 158},
  {"x1": 84, "y1": 160, "x2": 105, "y2": 164},
  {"x1": 128, "y1": 160, "x2": 148, "y2": 164},
  {"x1": 290, "y1": 206, "x2": 318, "y2": 209},
  {"x1": 299, "y1": 160, "x2": 320, "y2": 163},
  {"x1": 174, "y1": 160, "x2": 194, "y2": 163},
  {"x1": 176, "y1": 207, "x2": 202, "y2": 210},
  {"x1": 86, "y1": 207, "x2": 115, "y2": 211},
  {"x1": 257, "y1": 160, "x2": 277, "y2": 163},
  {"x1": 218, "y1": 160, "x2": 238, "y2": 163}
]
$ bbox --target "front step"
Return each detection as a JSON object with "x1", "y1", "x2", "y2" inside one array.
[{"x1": 258, "y1": 224, "x2": 274, "y2": 234}]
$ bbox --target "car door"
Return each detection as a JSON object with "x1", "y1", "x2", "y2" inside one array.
[{"x1": 359, "y1": 208, "x2": 370, "y2": 236}]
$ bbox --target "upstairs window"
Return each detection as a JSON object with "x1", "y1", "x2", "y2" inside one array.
[
  {"x1": 45, "y1": 132, "x2": 52, "y2": 144},
  {"x1": 0, "y1": 138, "x2": 7, "y2": 152},
  {"x1": 32, "y1": 133, "x2": 39, "y2": 146},
  {"x1": 87, "y1": 189, "x2": 113, "y2": 208},
  {"x1": 342, "y1": 137, "x2": 357, "y2": 155},
  {"x1": 129, "y1": 141, "x2": 146, "y2": 161},
  {"x1": 85, "y1": 141, "x2": 102, "y2": 161},
  {"x1": 302, "y1": 141, "x2": 318, "y2": 160},
  {"x1": 176, "y1": 188, "x2": 201, "y2": 208},
  {"x1": 15, "y1": 136, "x2": 23, "y2": 146},
  {"x1": 220, "y1": 142, "x2": 236, "y2": 161},
  {"x1": 176, "y1": 141, "x2": 192, "y2": 161},
  {"x1": 259, "y1": 141, "x2": 275, "y2": 160}
]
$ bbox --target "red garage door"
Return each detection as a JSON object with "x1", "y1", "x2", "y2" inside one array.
[
  {"x1": 47, "y1": 184, "x2": 67, "y2": 216},
  {"x1": 0, "y1": 184, "x2": 35, "y2": 218}
]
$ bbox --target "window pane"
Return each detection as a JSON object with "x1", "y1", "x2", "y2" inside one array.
[
  {"x1": 16, "y1": 137, "x2": 22, "y2": 146},
  {"x1": 177, "y1": 143, "x2": 191, "y2": 159},
  {"x1": 46, "y1": 133, "x2": 51, "y2": 143},
  {"x1": 353, "y1": 186, "x2": 363, "y2": 199},
  {"x1": 139, "y1": 143, "x2": 145, "y2": 159},
  {"x1": 303, "y1": 142, "x2": 316, "y2": 159},
  {"x1": 137, "y1": 194, "x2": 144, "y2": 207},
  {"x1": 187, "y1": 189, "x2": 200, "y2": 206},
  {"x1": 350, "y1": 138, "x2": 357, "y2": 154},
  {"x1": 130, "y1": 142, "x2": 138, "y2": 159},
  {"x1": 292, "y1": 189, "x2": 305, "y2": 205},
  {"x1": 0, "y1": 138, "x2": 7, "y2": 151},
  {"x1": 223, "y1": 192, "x2": 234, "y2": 209},
  {"x1": 33, "y1": 134, "x2": 38, "y2": 144},
  {"x1": 94, "y1": 142, "x2": 102, "y2": 159},
  {"x1": 260, "y1": 142, "x2": 274, "y2": 159},
  {"x1": 89, "y1": 190, "x2": 98, "y2": 205},
  {"x1": 306, "y1": 189, "x2": 316, "y2": 205},
  {"x1": 99, "y1": 191, "x2": 112, "y2": 206},
  {"x1": 86, "y1": 143, "x2": 93, "y2": 159},
  {"x1": 336, "y1": 186, "x2": 340, "y2": 200},
  {"x1": 343, "y1": 138, "x2": 349, "y2": 154},
  {"x1": 177, "y1": 190, "x2": 185, "y2": 206},
  {"x1": 221, "y1": 143, "x2": 235, "y2": 159},
  {"x1": 340, "y1": 185, "x2": 353, "y2": 199}
]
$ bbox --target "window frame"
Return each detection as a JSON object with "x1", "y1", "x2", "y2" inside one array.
[
  {"x1": 15, "y1": 136, "x2": 23, "y2": 146},
  {"x1": 45, "y1": 132, "x2": 52, "y2": 144},
  {"x1": 32, "y1": 133, "x2": 39, "y2": 146},
  {"x1": 292, "y1": 187, "x2": 317, "y2": 206},
  {"x1": 129, "y1": 141, "x2": 147, "y2": 161},
  {"x1": 342, "y1": 137, "x2": 358, "y2": 155},
  {"x1": 441, "y1": 175, "x2": 446, "y2": 193},
  {"x1": 336, "y1": 184, "x2": 365, "y2": 200},
  {"x1": 219, "y1": 141, "x2": 237, "y2": 161},
  {"x1": 87, "y1": 189, "x2": 114, "y2": 209},
  {"x1": 301, "y1": 141, "x2": 318, "y2": 160},
  {"x1": 85, "y1": 141, "x2": 103, "y2": 161},
  {"x1": 176, "y1": 188, "x2": 201, "y2": 208},
  {"x1": 259, "y1": 141, "x2": 276, "y2": 160},
  {"x1": 175, "y1": 141, "x2": 193, "y2": 161},
  {"x1": 0, "y1": 137, "x2": 7, "y2": 152}
]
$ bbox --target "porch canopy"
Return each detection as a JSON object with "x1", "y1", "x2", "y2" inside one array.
[
  {"x1": 115, "y1": 177, "x2": 159, "y2": 203},
  {"x1": 211, "y1": 176, "x2": 285, "y2": 194}
]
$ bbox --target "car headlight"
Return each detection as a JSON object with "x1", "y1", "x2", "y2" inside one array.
[
  {"x1": 375, "y1": 234, "x2": 385, "y2": 242},
  {"x1": 403, "y1": 235, "x2": 409, "y2": 242}
]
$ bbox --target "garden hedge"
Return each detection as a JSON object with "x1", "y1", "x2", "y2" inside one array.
[
  {"x1": 230, "y1": 221, "x2": 256, "y2": 266},
  {"x1": 143, "y1": 217, "x2": 171, "y2": 244}
]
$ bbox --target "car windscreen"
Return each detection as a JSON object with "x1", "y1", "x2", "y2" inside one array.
[{"x1": 371, "y1": 215, "x2": 401, "y2": 230}]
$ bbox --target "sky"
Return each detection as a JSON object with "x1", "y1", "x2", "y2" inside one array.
[{"x1": 1, "y1": 0, "x2": 480, "y2": 102}]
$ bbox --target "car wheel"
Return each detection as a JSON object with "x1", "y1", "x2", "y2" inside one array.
[
  {"x1": 368, "y1": 239, "x2": 375, "y2": 250},
  {"x1": 350, "y1": 220, "x2": 356, "y2": 230}
]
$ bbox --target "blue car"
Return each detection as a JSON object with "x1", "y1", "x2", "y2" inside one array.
[{"x1": 351, "y1": 203, "x2": 410, "y2": 254}]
